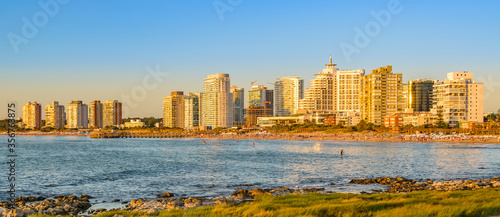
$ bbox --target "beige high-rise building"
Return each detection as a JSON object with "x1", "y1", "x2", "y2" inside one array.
[
  {"x1": 360, "y1": 65, "x2": 405, "y2": 125},
  {"x1": 163, "y1": 91, "x2": 185, "y2": 128},
  {"x1": 22, "y1": 102, "x2": 42, "y2": 129},
  {"x1": 299, "y1": 56, "x2": 337, "y2": 112},
  {"x1": 431, "y1": 71, "x2": 484, "y2": 124},
  {"x1": 45, "y1": 101, "x2": 65, "y2": 129},
  {"x1": 103, "y1": 100, "x2": 122, "y2": 127},
  {"x1": 201, "y1": 73, "x2": 233, "y2": 128},
  {"x1": 230, "y1": 86, "x2": 245, "y2": 126},
  {"x1": 184, "y1": 92, "x2": 202, "y2": 129},
  {"x1": 89, "y1": 100, "x2": 103, "y2": 129},
  {"x1": 274, "y1": 76, "x2": 304, "y2": 116},
  {"x1": 336, "y1": 69, "x2": 365, "y2": 112},
  {"x1": 299, "y1": 57, "x2": 364, "y2": 114},
  {"x1": 66, "y1": 101, "x2": 88, "y2": 129}
]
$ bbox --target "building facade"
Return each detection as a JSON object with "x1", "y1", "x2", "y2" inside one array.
[
  {"x1": 230, "y1": 86, "x2": 245, "y2": 126},
  {"x1": 103, "y1": 100, "x2": 122, "y2": 127},
  {"x1": 300, "y1": 57, "x2": 337, "y2": 112},
  {"x1": 22, "y1": 102, "x2": 42, "y2": 129},
  {"x1": 431, "y1": 71, "x2": 484, "y2": 124},
  {"x1": 336, "y1": 69, "x2": 365, "y2": 112},
  {"x1": 88, "y1": 100, "x2": 103, "y2": 129},
  {"x1": 360, "y1": 65, "x2": 405, "y2": 125},
  {"x1": 184, "y1": 92, "x2": 202, "y2": 129},
  {"x1": 66, "y1": 101, "x2": 88, "y2": 129},
  {"x1": 45, "y1": 101, "x2": 65, "y2": 129},
  {"x1": 274, "y1": 76, "x2": 304, "y2": 116},
  {"x1": 163, "y1": 91, "x2": 185, "y2": 128},
  {"x1": 201, "y1": 73, "x2": 233, "y2": 128},
  {"x1": 408, "y1": 79, "x2": 435, "y2": 112}
]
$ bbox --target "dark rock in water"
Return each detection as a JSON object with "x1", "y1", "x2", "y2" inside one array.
[
  {"x1": 479, "y1": 167, "x2": 486, "y2": 169},
  {"x1": 157, "y1": 192, "x2": 174, "y2": 198},
  {"x1": 121, "y1": 201, "x2": 129, "y2": 204},
  {"x1": 112, "y1": 199, "x2": 121, "y2": 202}
]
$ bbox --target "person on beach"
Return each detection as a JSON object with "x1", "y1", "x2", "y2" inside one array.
[{"x1": 341, "y1": 149, "x2": 344, "y2": 156}]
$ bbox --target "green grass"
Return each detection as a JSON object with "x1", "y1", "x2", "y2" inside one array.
[
  {"x1": 31, "y1": 188, "x2": 500, "y2": 217},
  {"x1": 86, "y1": 188, "x2": 500, "y2": 217}
]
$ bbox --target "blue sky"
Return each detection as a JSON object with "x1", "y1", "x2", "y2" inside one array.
[{"x1": 1, "y1": 0, "x2": 500, "y2": 118}]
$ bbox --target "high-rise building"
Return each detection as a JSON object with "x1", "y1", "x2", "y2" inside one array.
[
  {"x1": 88, "y1": 100, "x2": 103, "y2": 129},
  {"x1": 230, "y1": 86, "x2": 245, "y2": 126},
  {"x1": 299, "y1": 57, "x2": 364, "y2": 113},
  {"x1": 300, "y1": 57, "x2": 337, "y2": 112},
  {"x1": 163, "y1": 91, "x2": 185, "y2": 128},
  {"x1": 274, "y1": 76, "x2": 304, "y2": 116},
  {"x1": 431, "y1": 71, "x2": 484, "y2": 124},
  {"x1": 184, "y1": 92, "x2": 202, "y2": 129},
  {"x1": 201, "y1": 73, "x2": 233, "y2": 128},
  {"x1": 360, "y1": 66, "x2": 405, "y2": 125},
  {"x1": 336, "y1": 69, "x2": 365, "y2": 112},
  {"x1": 66, "y1": 101, "x2": 88, "y2": 129},
  {"x1": 45, "y1": 101, "x2": 65, "y2": 129},
  {"x1": 22, "y1": 102, "x2": 42, "y2": 129},
  {"x1": 408, "y1": 79, "x2": 435, "y2": 112},
  {"x1": 103, "y1": 100, "x2": 122, "y2": 127},
  {"x1": 247, "y1": 85, "x2": 273, "y2": 125}
]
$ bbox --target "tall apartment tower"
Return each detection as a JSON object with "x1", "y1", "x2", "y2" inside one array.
[
  {"x1": 103, "y1": 100, "x2": 122, "y2": 127},
  {"x1": 431, "y1": 71, "x2": 484, "y2": 124},
  {"x1": 88, "y1": 100, "x2": 103, "y2": 129},
  {"x1": 66, "y1": 101, "x2": 88, "y2": 129},
  {"x1": 45, "y1": 101, "x2": 65, "y2": 129},
  {"x1": 408, "y1": 79, "x2": 435, "y2": 113},
  {"x1": 230, "y1": 86, "x2": 245, "y2": 126},
  {"x1": 300, "y1": 56, "x2": 337, "y2": 112},
  {"x1": 201, "y1": 73, "x2": 233, "y2": 128},
  {"x1": 336, "y1": 69, "x2": 365, "y2": 112},
  {"x1": 274, "y1": 76, "x2": 304, "y2": 116},
  {"x1": 184, "y1": 92, "x2": 202, "y2": 129},
  {"x1": 163, "y1": 91, "x2": 185, "y2": 128},
  {"x1": 22, "y1": 102, "x2": 42, "y2": 129},
  {"x1": 360, "y1": 66, "x2": 405, "y2": 125}
]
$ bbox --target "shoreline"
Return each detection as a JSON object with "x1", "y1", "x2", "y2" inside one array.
[
  {"x1": 2, "y1": 176, "x2": 499, "y2": 216},
  {"x1": 1, "y1": 131, "x2": 500, "y2": 144}
]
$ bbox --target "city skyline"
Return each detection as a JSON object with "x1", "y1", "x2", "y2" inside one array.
[{"x1": 2, "y1": 1, "x2": 500, "y2": 118}]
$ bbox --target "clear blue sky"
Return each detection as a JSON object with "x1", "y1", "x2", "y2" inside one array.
[{"x1": 1, "y1": 0, "x2": 500, "y2": 118}]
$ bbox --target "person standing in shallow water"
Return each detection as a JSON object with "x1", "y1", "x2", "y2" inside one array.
[{"x1": 341, "y1": 149, "x2": 344, "y2": 156}]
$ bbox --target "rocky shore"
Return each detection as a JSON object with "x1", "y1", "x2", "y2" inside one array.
[
  {"x1": 1, "y1": 177, "x2": 499, "y2": 216},
  {"x1": 350, "y1": 176, "x2": 500, "y2": 193},
  {"x1": 0, "y1": 195, "x2": 91, "y2": 217}
]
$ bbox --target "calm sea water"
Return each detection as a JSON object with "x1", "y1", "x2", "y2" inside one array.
[{"x1": 0, "y1": 136, "x2": 499, "y2": 202}]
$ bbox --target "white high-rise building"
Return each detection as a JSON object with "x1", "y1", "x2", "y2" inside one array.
[
  {"x1": 336, "y1": 69, "x2": 365, "y2": 112},
  {"x1": 274, "y1": 76, "x2": 304, "y2": 116},
  {"x1": 431, "y1": 71, "x2": 484, "y2": 124},
  {"x1": 45, "y1": 101, "x2": 65, "y2": 129},
  {"x1": 66, "y1": 101, "x2": 88, "y2": 129},
  {"x1": 299, "y1": 56, "x2": 337, "y2": 112},
  {"x1": 201, "y1": 73, "x2": 233, "y2": 128}
]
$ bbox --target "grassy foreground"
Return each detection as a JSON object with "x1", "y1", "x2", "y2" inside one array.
[{"x1": 35, "y1": 188, "x2": 500, "y2": 217}]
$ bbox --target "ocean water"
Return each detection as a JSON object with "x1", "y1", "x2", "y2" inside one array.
[{"x1": 0, "y1": 136, "x2": 499, "y2": 202}]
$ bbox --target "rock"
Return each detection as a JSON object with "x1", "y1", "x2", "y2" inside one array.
[
  {"x1": 157, "y1": 192, "x2": 174, "y2": 198},
  {"x1": 112, "y1": 199, "x2": 121, "y2": 202}
]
